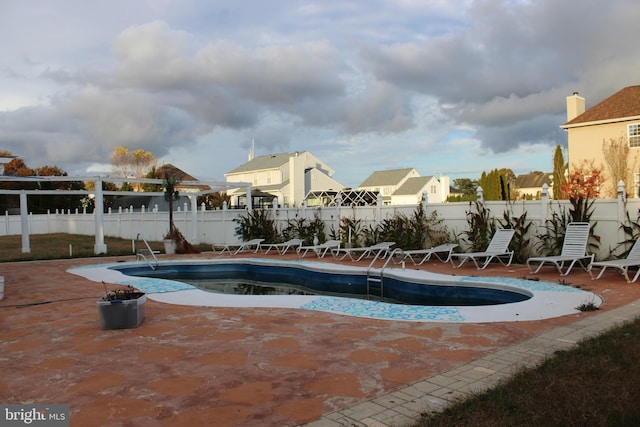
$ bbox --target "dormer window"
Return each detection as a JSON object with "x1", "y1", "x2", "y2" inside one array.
[{"x1": 629, "y1": 123, "x2": 640, "y2": 148}]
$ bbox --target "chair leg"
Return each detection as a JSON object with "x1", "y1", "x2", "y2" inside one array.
[
  {"x1": 528, "y1": 261, "x2": 545, "y2": 274},
  {"x1": 590, "y1": 266, "x2": 607, "y2": 280},
  {"x1": 452, "y1": 256, "x2": 467, "y2": 269},
  {"x1": 479, "y1": 256, "x2": 493, "y2": 270}
]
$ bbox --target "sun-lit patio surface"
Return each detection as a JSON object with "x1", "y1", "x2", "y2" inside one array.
[{"x1": 1, "y1": 252, "x2": 640, "y2": 427}]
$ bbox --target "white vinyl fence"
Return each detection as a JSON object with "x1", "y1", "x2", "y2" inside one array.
[{"x1": 2, "y1": 190, "x2": 640, "y2": 261}]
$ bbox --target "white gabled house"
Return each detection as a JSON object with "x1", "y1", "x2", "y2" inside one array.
[
  {"x1": 358, "y1": 168, "x2": 419, "y2": 205},
  {"x1": 391, "y1": 176, "x2": 448, "y2": 205},
  {"x1": 358, "y1": 168, "x2": 450, "y2": 205},
  {"x1": 225, "y1": 151, "x2": 345, "y2": 208}
]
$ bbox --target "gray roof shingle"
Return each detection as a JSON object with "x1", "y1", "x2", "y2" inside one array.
[
  {"x1": 393, "y1": 176, "x2": 433, "y2": 195},
  {"x1": 226, "y1": 152, "x2": 304, "y2": 174},
  {"x1": 359, "y1": 168, "x2": 414, "y2": 187}
]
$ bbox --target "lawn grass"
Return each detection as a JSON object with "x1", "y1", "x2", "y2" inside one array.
[
  {"x1": 416, "y1": 316, "x2": 640, "y2": 426},
  {"x1": 0, "y1": 233, "x2": 210, "y2": 262}
]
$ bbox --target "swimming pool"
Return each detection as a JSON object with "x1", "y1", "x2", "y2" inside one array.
[
  {"x1": 69, "y1": 258, "x2": 602, "y2": 323},
  {"x1": 117, "y1": 262, "x2": 530, "y2": 306}
]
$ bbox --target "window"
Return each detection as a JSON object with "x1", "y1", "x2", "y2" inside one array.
[
  {"x1": 629, "y1": 123, "x2": 640, "y2": 148},
  {"x1": 430, "y1": 185, "x2": 437, "y2": 194}
]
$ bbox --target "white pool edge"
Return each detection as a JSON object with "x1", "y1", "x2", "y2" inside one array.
[{"x1": 68, "y1": 258, "x2": 602, "y2": 323}]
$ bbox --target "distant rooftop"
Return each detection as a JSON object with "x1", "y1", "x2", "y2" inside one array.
[
  {"x1": 226, "y1": 152, "x2": 307, "y2": 174},
  {"x1": 359, "y1": 168, "x2": 415, "y2": 187}
]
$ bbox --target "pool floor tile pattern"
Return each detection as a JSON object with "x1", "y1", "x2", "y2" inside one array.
[{"x1": 1, "y1": 253, "x2": 639, "y2": 427}]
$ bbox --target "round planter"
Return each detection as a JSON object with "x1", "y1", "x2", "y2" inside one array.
[{"x1": 163, "y1": 239, "x2": 177, "y2": 254}]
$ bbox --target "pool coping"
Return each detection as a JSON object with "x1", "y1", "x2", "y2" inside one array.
[{"x1": 68, "y1": 258, "x2": 602, "y2": 323}]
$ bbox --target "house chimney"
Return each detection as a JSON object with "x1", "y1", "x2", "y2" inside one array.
[{"x1": 566, "y1": 92, "x2": 585, "y2": 121}]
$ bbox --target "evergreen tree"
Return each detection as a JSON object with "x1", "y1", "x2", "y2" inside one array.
[{"x1": 553, "y1": 145, "x2": 567, "y2": 200}]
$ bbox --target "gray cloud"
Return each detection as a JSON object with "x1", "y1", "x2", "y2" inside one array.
[{"x1": 1, "y1": 0, "x2": 639, "y2": 183}]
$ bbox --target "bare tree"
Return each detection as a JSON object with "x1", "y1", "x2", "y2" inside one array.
[{"x1": 602, "y1": 136, "x2": 638, "y2": 198}]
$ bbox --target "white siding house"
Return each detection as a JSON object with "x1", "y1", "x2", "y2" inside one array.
[
  {"x1": 358, "y1": 168, "x2": 419, "y2": 205},
  {"x1": 359, "y1": 168, "x2": 450, "y2": 205},
  {"x1": 391, "y1": 176, "x2": 445, "y2": 205},
  {"x1": 225, "y1": 151, "x2": 344, "y2": 207}
]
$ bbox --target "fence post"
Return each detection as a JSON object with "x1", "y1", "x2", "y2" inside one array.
[
  {"x1": 335, "y1": 195, "x2": 342, "y2": 239},
  {"x1": 190, "y1": 196, "x2": 199, "y2": 244},
  {"x1": 540, "y1": 183, "x2": 550, "y2": 233},
  {"x1": 222, "y1": 201, "x2": 228, "y2": 244},
  {"x1": 93, "y1": 177, "x2": 107, "y2": 254},
  {"x1": 617, "y1": 180, "x2": 627, "y2": 251},
  {"x1": 20, "y1": 190, "x2": 30, "y2": 253}
]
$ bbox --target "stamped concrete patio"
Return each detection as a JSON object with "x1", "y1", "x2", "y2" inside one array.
[{"x1": 1, "y1": 252, "x2": 639, "y2": 426}]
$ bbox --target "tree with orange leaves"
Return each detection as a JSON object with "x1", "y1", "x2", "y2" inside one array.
[{"x1": 561, "y1": 160, "x2": 603, "y2": 200}]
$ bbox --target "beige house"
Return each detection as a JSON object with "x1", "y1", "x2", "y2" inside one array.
[
  {"x1": 561, "y1": 85, "x2": 640, "y2": 198},
  {"x1": 225, "y1": 151, "x2": 344, "y2": 207},
  {"x1": 514, "y1": 171, "x2": 552, "y2": 199},
  {"x1": 358, "y1": 168, "x2": 450, "y2": 205}
]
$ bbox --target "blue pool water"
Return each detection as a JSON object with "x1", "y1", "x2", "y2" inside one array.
[{"x1": 117, "y1": 262, "x2": 530, "y2": 307}]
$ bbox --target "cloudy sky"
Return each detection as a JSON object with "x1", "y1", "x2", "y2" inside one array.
[{"x1": 1, "y1": 0, "x2": 639, "y2": 188}]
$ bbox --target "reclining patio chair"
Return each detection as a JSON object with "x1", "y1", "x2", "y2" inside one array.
[
  {"x1": 213, "y1": 238, "x2": 265, "y2": 255},
  {"x1": 400, "y1": 243, "x2": 458, "y2": 265},
  {"x1": 262, "y1": 238, "x2": 304, "y2": 255},
  {"x1": 332, "y1": 241, "x2": 396, "y2": 262},
  {"x1": 588, "y1": 238, "x2": 640, "y2": 283},
  {"x1": 296, "y1": 239, "x2": 341, "y2": 258},
  {"x1": 527, "y1": 222, "x2": 594, "y2": 276},
  {"x1": 450, "y1": 229, "x2": 515, "y2": 270}
]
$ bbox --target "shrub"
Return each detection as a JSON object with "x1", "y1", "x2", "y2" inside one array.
[
  {"x1": 498, "y1": 204, "x2": 533, "y2": 263},
  {"x1": 460, "y1": 201, "x2": 496, "y2": 252},
  {"x1": 233, "y1": 208, "x2": 278, "y2": 242}
]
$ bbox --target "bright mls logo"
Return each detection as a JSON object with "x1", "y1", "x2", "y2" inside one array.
[{"x1": 1, "y1": 404, "x2": 69, "y2": 426}]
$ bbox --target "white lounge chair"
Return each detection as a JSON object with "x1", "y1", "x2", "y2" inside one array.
[
  {"x1": 588, "y1": 238, "x2": 640, "y2": 283},
  {"x1": 297, "y1": 239, "x2": 341, "y2": 258},
  {"x1": 262, "y1": 238, "x2": 304, "y2": 255},
  {"x1": 527, "y1": 222, "x2": 594, "y2": 276},
  {"x1": 213, "y1": 238, "x2": 265, "y2": 255},
  {"x1": 332, "y1": 241, "x2": 396, "y2": 261},
  {"x1": 450, "y1": 229, "x2": 515, "y2": 270},
  {"x1": 400, "y1": 243, "x2": 458, "y2": 265}
]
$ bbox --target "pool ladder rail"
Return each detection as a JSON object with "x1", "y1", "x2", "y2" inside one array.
[
  {"x1": 366, "y1": 247, "x2": 405, "y2": 301},
  {"x1": 135, "y1": 233, "x2": 159, "y2": 270}
]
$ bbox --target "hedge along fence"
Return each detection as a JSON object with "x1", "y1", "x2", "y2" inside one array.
[{"x1": 1, "y1": 189, "x2": 638, "y2": 261}]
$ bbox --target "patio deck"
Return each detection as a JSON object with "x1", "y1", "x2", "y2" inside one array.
[{"x1": 1, "y1": 252, "x2": 639, "y2": 426}]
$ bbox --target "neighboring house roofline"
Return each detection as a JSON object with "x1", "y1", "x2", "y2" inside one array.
[
  {"x1": 561, "y1": 115, "x2": 640, "y2": 129},
  {"x1": 224, "y1": 151, "x2": 334, "y2": 176},
  {"x1": 358, "y1": 168, "x2": 416, "y2": 187},
  {"x1": 515, "y1": 171, "x2": 552, "y2": 189},
  {"x1": 562, "y1": 85, "x2": 640, "y2": 128},
  {"x1": 392, "y1": 176, "x2": 434, "y2": 196}
]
